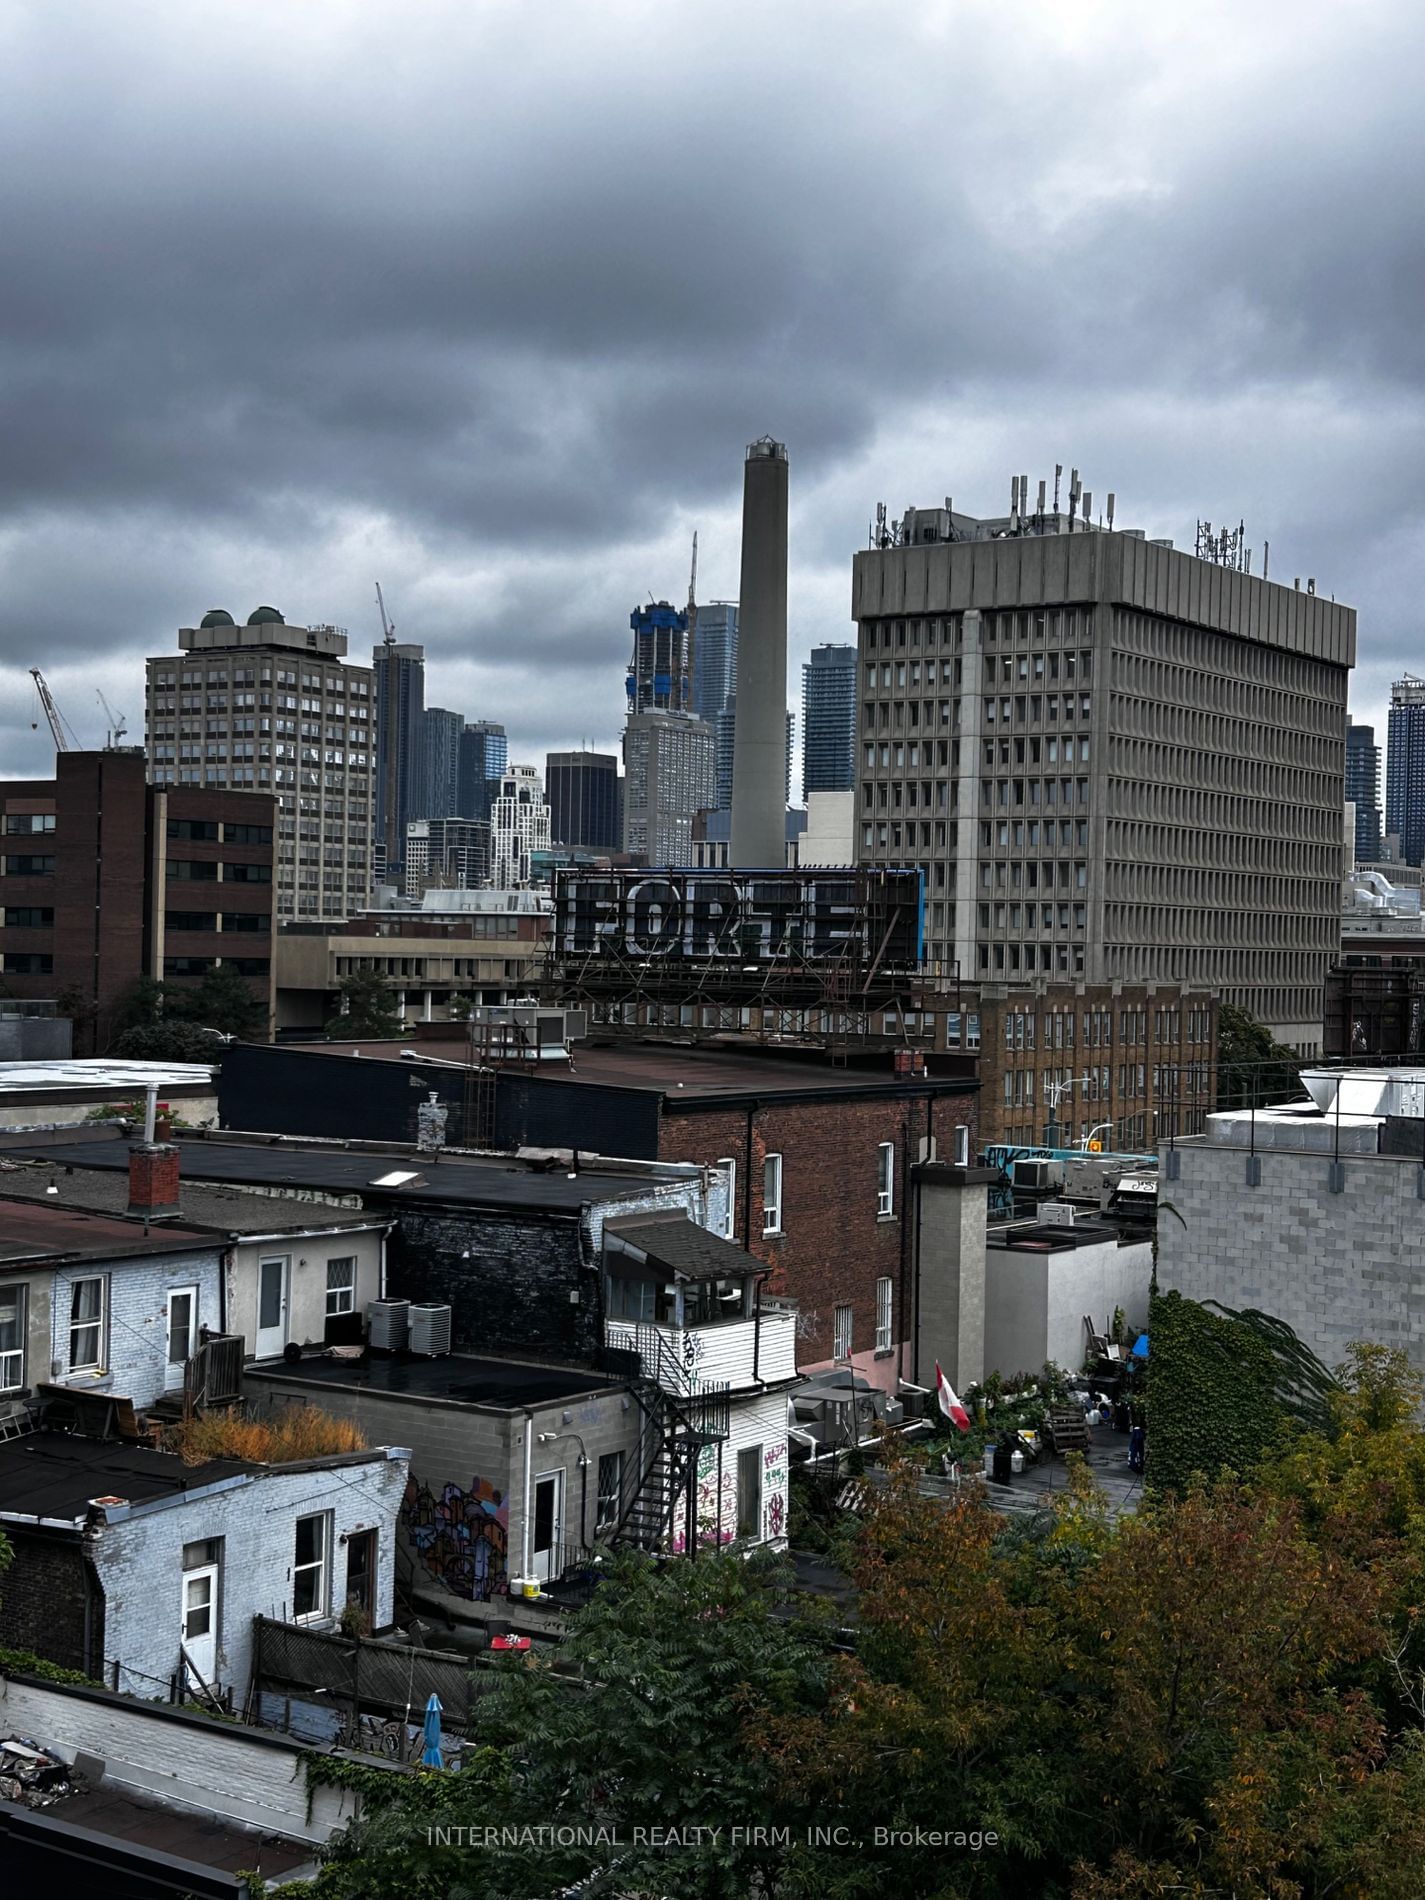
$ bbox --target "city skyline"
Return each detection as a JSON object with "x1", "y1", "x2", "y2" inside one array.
[{"x1": 0, "y1": 3, "x2": 1418, "y2": 783}]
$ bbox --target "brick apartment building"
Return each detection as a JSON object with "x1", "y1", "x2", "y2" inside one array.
[
  {"x1": 0, "y1": 751, "x2": 276, "y2": 1049},
  {"x1": 919, "y1": 980, "x2": 1218, "y2": 1151},
  {"x1": 217, "y1": 1036, "x2": 980, "y2": 1391}
]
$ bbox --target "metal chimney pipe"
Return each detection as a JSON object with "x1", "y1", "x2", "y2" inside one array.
[{"x1": 730, "y1": 437, "x2": 790, "y2": 868}]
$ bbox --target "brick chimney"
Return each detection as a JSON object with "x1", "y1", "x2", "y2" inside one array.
[{"x1": 129, "y1": 1142, "x2": 181, "y2": 1220}]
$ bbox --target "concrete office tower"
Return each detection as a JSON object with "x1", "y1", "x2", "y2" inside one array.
[
  {"x1": 852, "y1": 493, "x2": 1355, "y2": 1047},
  {"x1": 422, "y1": 707, "x2": 464, "y2": 820},
  {"x1": 146, "y1": 608, "x2": 374, "y2": 923},
  {"x1": 1386, "y1": 679, "x2": 1425, "y2": 866},
  {"x1": 458, "y1": 720, "x2": 508, "y2": 826},
  {"x1": 545, "y1": 750, "x2": 622, "y2": 851},
  {"x1": 730, "y1": 437, "x2": 790, "y2": 866},
  {"x1": 1346, "y1": 721, "x2": 1382, "y2": 865},
  {"x1": 622, "y1": 711, "x2": 716, "y2": 866},
  {"x1": 801, "y1": 643, "x2": 858, "y2": 798},
  {"x1": 403, "y1": 816, "x2": 491, "y2": 897},
  {"x1": 691, "y1": 601, "x2": 739, "y2": 722},
  {"x1": 490, "y1": 764, "x2": 552, "y2": 888},
  {"x1": 372, "y1": 641, "x2": 426, "y2": 877}
]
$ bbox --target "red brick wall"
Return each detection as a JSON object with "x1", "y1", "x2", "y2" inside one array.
[{"x1": 656, "y1": 1086, "x2": 978, "y2": 1374}]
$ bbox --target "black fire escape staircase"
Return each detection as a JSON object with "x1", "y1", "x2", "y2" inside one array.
[{"x1": 609, "y1": 1323, "x2": 730, "y2": 1556}]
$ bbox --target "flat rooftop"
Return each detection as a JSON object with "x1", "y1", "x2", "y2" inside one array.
[
  {"x1": 0, "y1": 1058, "x2": 214, "y2": 1099},
  {"x1": 0, "y1": 1433, "x2": 251, "y2": 1523},
  {"x1": 297, "y1": 1037, "x2": 973, "y2": 1101},
  {"x1": 31, "y1": 1782, "x2": 313, "y2": 1881},
  {"x1": 0, "y1": 1155, "x2": 385, "y2": 1237},
  {"x1": 0, "y1": 1134, "x2": 688, "y2": 1214},
  {"x1": 247, "y1": 1351, "x2": 625, "y2": 1408},
  {"x1": 0, "y1": 1196, "x2": 219, "y2": 1267}
]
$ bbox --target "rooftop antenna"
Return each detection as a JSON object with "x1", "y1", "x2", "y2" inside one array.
[
  {"x1": 1037, "y1": 478, "x2": 1047, "y2": 517},
  {"x1": 1053, "y1": 463, "x2": 1063, "y2": 512},
  {"x1": 1082, "y1": 489, "x2": 1093, "y2": 527},
  {"x1": 1262, "y1": 538, "x2": 1270, "y2": 581},
  {"x1": 1068, "y1": 468, "x2": 1080, "y2": 532},
  {"x1": 1106, "y1": 492, "x2": 1115, "y2": 531}
]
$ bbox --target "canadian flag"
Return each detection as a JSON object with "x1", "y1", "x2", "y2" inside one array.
[{"x1": 935, "y1": 1362, "x2": 972, "y2": 1433}]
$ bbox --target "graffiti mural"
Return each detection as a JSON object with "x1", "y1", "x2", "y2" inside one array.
[
  {"x1": 763, "y1": 1439, "x2": 789, "y2": 1544},
  {"x1": 403, "y1": 1471, "x2": 509, "y2": 1601},
  {"x1": 694, "y1": 1441, "x2": 736, "y2": 1549}
]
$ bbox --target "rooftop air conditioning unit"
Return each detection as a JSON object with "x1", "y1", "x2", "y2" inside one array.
[
  {"x1": 368, "y1": 1300, "x2": 410, "y2": 1350},
  {"x1": 408, "y1": 1304, "x2": 453, "y2": 1356}
]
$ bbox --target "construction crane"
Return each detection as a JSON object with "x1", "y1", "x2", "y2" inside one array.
[
  {"x1": 30, "y1": 669, "x2": 79, "y2": 753},
  {"x1": 96, "y1": 688, "x2": 128, "y2": 747},
  {"x1": 685, "y1": 532, "x2": 698, "y2": 713},
  {"x1": 374, "y1": 581, "x2": 399, "y2": 880}
]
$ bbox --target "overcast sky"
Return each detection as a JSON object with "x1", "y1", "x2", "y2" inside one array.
[{"x1": 1, "y1": 0, "x2": 1420, "y2": 786}]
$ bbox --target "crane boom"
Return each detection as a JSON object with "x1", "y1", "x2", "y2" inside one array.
[
  {"x1": 30, "y1": 669, "x2": 74, "y2": 753},
  {"x1": 96, "y1": 688, "x2": 128, "y2": 747},
  {"x1": 375, "y1": 580, "x2": 395, "y2": 647}
]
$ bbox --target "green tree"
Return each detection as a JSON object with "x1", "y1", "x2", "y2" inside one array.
[
  {"x1": 111, "y1": 1020, "x2": 230, "y2": 1064},
  {"x1": 109, "y1": 974, "x2": 167, "y2": 1038},
  {"x1": 171, "y1": 962, "x2": 266, "y2": 1040},
  {"x1": 1216, "y1": 1001, "x2": 1302, "y2": 1108},
  {"x1": 325, "y1": 970, "x2": 402, "y2": 1040},
  {"x1": 282, "y1": 1550, "x2": 831, "y2": 1900}
]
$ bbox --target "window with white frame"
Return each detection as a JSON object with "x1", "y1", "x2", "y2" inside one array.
[
  {"x1": 0, "y1": 1285, "x2": 26, "y2": 1391},
  {"x1": 717, "y1": 1158, "x2": 737, "y2": 1240},
  {"x1": 293, "y1": 1512, "x2": 330, "y2": 1620},
  {"x1": 875, "y1": 1277, "x2": 892, "y2": 1353},
  {"x1": 833, "y1": 1304, "x2": 853, "y2": 1360},
  {"x1": 68, "y1": 1277, "x2": 106, "y2": 1371},
  {"x1": 325, "y1": 1256, "x2": 357, "y2": 1317},
  {"x1": 876, "y1": 1142, "x2": 895, "y2": 1217},
  {"x1": 954, "y1": 1123, "x2": 970, "y2": 1167},
  {"x1": 762, "y1": 1153, "x2": 783, "y2": 1236}
]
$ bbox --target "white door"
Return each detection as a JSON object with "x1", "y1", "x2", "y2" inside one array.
[
  {"x1": 182, "y1": 1563, "x2": 219, "y2": 1687},
  {"x1": 532, "y1": 1470, "x2": 564, "y2": 1583},
  {"x1": 255, "y1": 1257, "x2": 288, "y2": 1358},
  {"x1": 165, "y1": 1285, "x2": 199, "y2": 1390}
]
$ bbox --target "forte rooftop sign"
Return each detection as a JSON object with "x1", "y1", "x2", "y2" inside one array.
[{"x1": 551, "y1": 869, "x2": 924, "y2": 966}]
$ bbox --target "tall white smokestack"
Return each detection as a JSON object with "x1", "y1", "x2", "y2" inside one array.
[{"x1": 730, "y1": 436, "x2": 789, "y2": 867}]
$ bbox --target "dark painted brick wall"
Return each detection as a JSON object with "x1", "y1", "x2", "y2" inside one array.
[
  {"x1": 0, "y1": 1534, "x2": 102, "y2": 1676},
  {"x1": 385, "y1": 1206, "x2": 599, "y2": 1363}
]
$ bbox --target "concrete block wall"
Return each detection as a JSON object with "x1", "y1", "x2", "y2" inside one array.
[
  {"x1": 94, "y1": 1449, "x2": 409, "y2": 1700},
  {"x1": 984, "y1": 1235, "x2": 1151, "y2": 1381},
  {"x1": 0, "y1": 1534, "x2": 100, "y2": 1675},
  {"x1": 1157, "y1": 1142, "x2": 1425, "y2": 1373},
  {"x1": 0, "y1": 1673, "x2": 362, "y2": 1844},
  {"x1": 50, "y1": 1245, "x2": 223, "y2": 1407}
]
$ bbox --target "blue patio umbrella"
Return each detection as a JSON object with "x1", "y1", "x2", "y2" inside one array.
[
  {"x1": 421, "y1": 1692, "x2": 444, "y2": 1769},
  {"x1": 1132, "y1": 1333, "x2": 1149, "y2": 1359}
]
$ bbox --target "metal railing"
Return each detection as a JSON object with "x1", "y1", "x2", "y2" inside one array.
[{"x1": 185, "y1": 1333, "x2": 244, "y2": 1410}]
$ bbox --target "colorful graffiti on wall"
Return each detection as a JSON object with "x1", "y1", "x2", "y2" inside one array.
[
  {"x1": 403, "y1": 1472, "x2": 509, "y2": 1601},
  {"x1": 763, "y1": 1439, "x2": 788, "y2": 1542}
]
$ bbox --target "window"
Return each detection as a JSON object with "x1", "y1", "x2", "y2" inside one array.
[
  {"x1": 954, "y1": 1123, "x2": 971, "y2": 1168},
  {"x1": 224, "y1": 862, "x2": 272, "y2": 883},
  {"x1": 3, "y1": 909, "x2": 53, "y2": 928},
  {"x1": 223, "y1": 822, "x2": 273, "y2": 844},
  {"x1": 167, "y1": 1286, "x2": 198, "y2": 1366},
  {"x1": 68, "y1": 1277, "x2": 106, "y2": 1371},
  {"x1": 0, "y1": 1285, "x2": 26, "y2": 1391},
  {"x1": 167, "y1": 818, "x2": 219, "y2": 841},
  {"x1": 717, "y1": 1157, "x2": 737, "y2": 1240},
  {"x1": 833, "y1": 1304, "x2": 853, "y2": 1361},
  {"x1": 762, "y1": 1153, "x2": 783, "y2": 1236},
  {"x1": 325, "y1": 1256, "x2": 357, "y2": 1317},
  {"x1": 167, "y1": 859, "x2": 218, "y2": 881},
  {"x1": 293, "y1": 1512, "x2": 330, "y2": 1619},
  {"x1": 596, "y1": 1450, "x2": 625, "y2": 1534},
  {"x1": 4, "y1": 813, "x2": 55, "y2": 834},
  {"x1": 3, "y1": 953, "x2": 52, "y2": 973},
  {"x1": 3, "y1": 855, "x2": 54, "y2": 875},
  {"x1": 875, "y1": 1277, "x2": 892, "y2": 1353},
  {"x1": 876, "y1": 1142, "x2": 895, "y2": 1217},
  {"x1": 736, "y1": 1444, "x2": 763, "y2": 1541},
  {"x1": 166, "y1": 911, "x2": 217, "y2": 932}
]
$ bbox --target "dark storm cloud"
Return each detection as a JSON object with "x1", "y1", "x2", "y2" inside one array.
[{"x1": 1, "y1": 0, "x2": 1422, "y2": 773}]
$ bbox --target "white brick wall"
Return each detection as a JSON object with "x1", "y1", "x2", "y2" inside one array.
[
  {"x1": 50, "y1": 1245, "x2": 223, "y2": 1408},
  {"x1": 93, "y1": 1448, "x2": 410, "y2": 1699},
  {"x1": 0, "y1": 1674, "x2": 363, "y2": 1843}
]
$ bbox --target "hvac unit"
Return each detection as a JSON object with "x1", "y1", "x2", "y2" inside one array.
[
  {"x1": 408, "y1": 1304, "x2": 453, "y2": 1356},
  {"x1": 368, "y1": 1300, "x2": 410, "y2": 1350}
]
